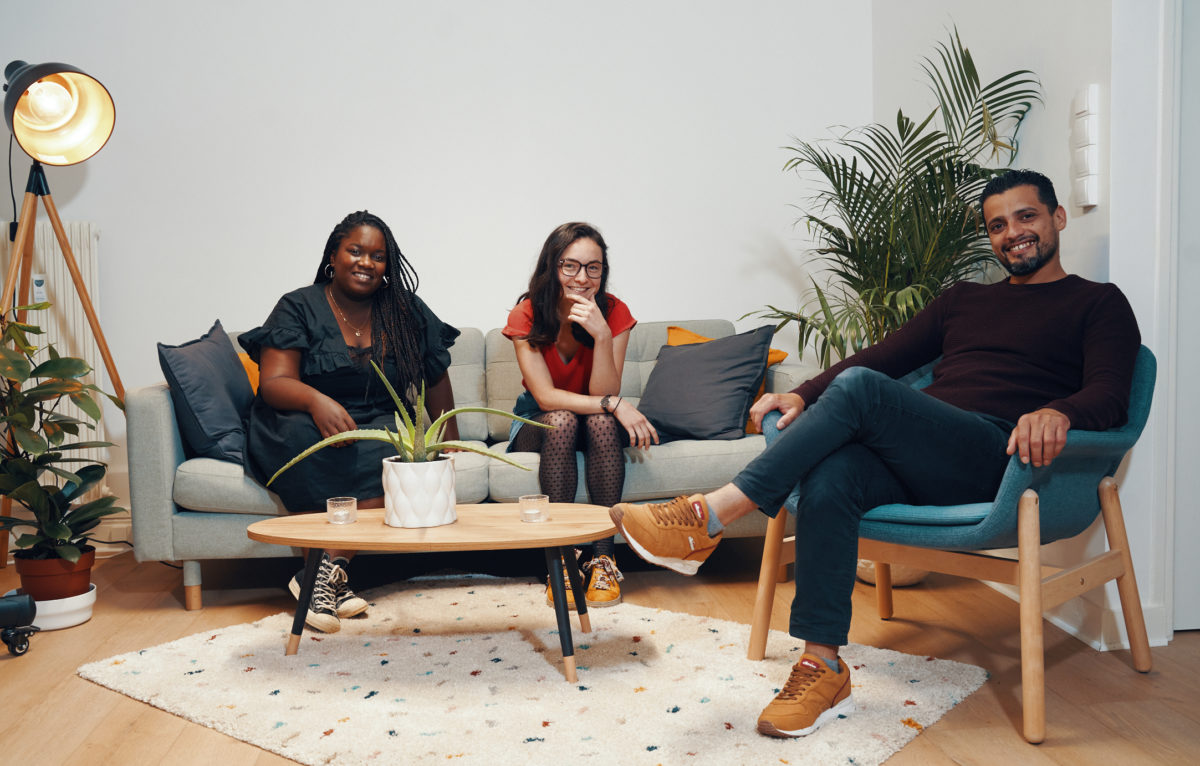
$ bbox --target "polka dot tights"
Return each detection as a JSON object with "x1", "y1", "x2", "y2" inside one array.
[{"x1": 510, "y1": 410, "x2": 627, "y2": 558}]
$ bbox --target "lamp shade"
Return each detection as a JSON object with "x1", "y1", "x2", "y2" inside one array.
[{"x1": 4, "y1": 60, "x2": 115, "y2": 166}]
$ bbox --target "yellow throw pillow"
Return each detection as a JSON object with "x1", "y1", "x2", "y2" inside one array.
[
  {"x1": 665, "y1": 326, "x2": 788, "y2": 434},
  {"x1": 238, "y1": 353, "x2": 260, "y2": 394}
]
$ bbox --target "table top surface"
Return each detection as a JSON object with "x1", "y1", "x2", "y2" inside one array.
[{"x1": 246, "y1": 503, "x2": 615, "y2": 552}]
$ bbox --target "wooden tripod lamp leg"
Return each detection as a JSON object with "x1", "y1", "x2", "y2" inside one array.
[
  {"x1": 39, "y1": 192, "x2": 124, "y2": 399},
  {"x1": 1, "y1": 192, "x2": 41, "y2": 567}
]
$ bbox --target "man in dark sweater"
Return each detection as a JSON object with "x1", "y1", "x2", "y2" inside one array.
[{"x1": 610, "y1": 169, "x2": 1141, "y2": 738}]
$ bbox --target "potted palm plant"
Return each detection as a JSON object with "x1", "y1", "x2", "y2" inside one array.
[
  {"x1": 752, "y1": 28, "x2": 1043, "y2": 367},
  {"x1": 0, "y1": 303, "x2": 124, "y2": 620},
  {"x1": 269, "y1": 361, "x2": 548, "y2": 528}
]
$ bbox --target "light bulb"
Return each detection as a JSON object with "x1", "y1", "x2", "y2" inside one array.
[{"x1": 25, "y1": 80, "x2": 74, "y2": 126}]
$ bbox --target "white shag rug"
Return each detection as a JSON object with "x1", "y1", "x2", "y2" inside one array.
[{"x1": 79, "y1": 576, "x2": 986, "y2": 765}]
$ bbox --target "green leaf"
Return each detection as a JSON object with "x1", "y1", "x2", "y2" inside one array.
[
  {"x1": 30, "y1": 357, "x2": 92, "y2": 379},
  {"x1": 69, "y1": 392, "x2": 103, "y2": 420},
  {"x1": 12, "y1": 425, "x2": 48, "y2": 455},
  {"x1": 55, "y1": 543, "x2": 82, "y2": 563},
  {"x1": 0, "y1": 345, "x2": 32, "y2": 382}
]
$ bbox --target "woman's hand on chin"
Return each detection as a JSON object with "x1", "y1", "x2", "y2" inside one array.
[{"x1": 564, "y1": 293, "x2": 611, "y2": 341}]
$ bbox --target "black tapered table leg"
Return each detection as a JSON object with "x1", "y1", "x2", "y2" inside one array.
[
  {"x1": 285, "y1": 548, "x2": 323, "y2": 655},
  {"x1": 544, "y1": 546, "x2": 579, "y2": 681}
]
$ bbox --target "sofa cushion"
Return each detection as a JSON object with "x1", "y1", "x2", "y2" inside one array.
[
  {"x1": 666, "y1": 325, "x2": 788, "y2": 434},
  {"x1": 157, "y1": 320, "x2": 255, "y2": 464},
  {"x1": 488, "y1": 434, "x2": 768, "y2": 504},
  {"x1": 171, "y1": 443, "x2": 494, "y2": 515},
  {"x1": 637, "y1": 325, "x2": 775, "y2": 441}
]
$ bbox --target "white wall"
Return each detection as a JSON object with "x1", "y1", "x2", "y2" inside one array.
[
  {"x1": 1, "y1": 1, "x2": 874, "y2": 482},
  {"x1": 872, "y1": 0, "x2": 1180, "y2": 648}
]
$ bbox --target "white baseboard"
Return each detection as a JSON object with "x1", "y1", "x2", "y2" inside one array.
[{"x1": 986, "y1": 581, "x2": 1172, "y2": 649}]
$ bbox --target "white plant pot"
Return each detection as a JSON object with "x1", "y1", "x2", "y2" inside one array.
[
  {"x1": 382, "y1": 455, "x2": 457, "y2": 528},
  {"x1": 4, "y1": 583, "x2": 97, "y2": 630}
]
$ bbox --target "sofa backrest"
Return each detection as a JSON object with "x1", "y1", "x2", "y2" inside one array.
[
  {"x1": 447, "y1": 328, "x2": 488, "y2": 441},
  {"x1": 483, "y1": 319, "x2": 735, "y2": 442}
]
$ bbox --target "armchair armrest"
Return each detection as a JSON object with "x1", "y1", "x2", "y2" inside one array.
[{"x1": 127, "y1": 383, "x2": 188, "y2": 562}]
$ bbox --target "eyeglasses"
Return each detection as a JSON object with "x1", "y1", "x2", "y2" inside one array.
[{"x1": 558, "y1": 258, "x2": 604, "y2": 278}]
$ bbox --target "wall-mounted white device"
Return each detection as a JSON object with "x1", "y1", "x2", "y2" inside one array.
[{"x1": 1071, "y1": 84, "x2": 1101, "y2": 209}]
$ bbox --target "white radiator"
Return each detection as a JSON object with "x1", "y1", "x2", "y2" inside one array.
[{"x1": 1, "y1": 220, "x2": 111, "y2": 494}]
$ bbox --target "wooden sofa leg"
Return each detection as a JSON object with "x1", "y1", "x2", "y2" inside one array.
[
  {"x1": 748, "y1": 510, "x2": 789, "y2": 661},
  {"x1": 1018, "y1": 489, "x2": 1046, "y2": 744},
  {"x1": 183, "y1": 560, "x2": 203, "y2": 611},
  {"x1": 875, "y1": 562, "x2": 894, "y2": 619},
  {"x1": 1099, "y1": 477, "x2": 1153, "y2": 673}
]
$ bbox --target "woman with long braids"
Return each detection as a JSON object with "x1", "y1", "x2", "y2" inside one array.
[
  {"x1": 503, "y1": 222, "x2": 658, "y2": 608},
  {"x1": 242, "y1": 211, "x2": 460, "y2": 633}
]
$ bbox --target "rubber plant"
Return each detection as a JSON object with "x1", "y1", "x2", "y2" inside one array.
[
  {"x1": 752, "y1": 28, "x2": 1043, "y2": 366},
  {"x1": 0, "y1": 302, "x2": 125, "y2": 564},
  {"x1": 268, "y1": 361, "x2": 549, "y2": 486}
]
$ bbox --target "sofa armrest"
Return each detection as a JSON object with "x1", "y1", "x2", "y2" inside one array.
[
  {"x1": 766, "y1": 362, "x2": 821, "y2": 394},
  {"x1": 127, "y1": 383, "x2": 187, "y2": 562}
]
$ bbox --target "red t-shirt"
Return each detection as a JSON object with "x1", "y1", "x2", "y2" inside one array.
[{"x1": 502, "y1": 295, "x2": 636, "y2": 394}]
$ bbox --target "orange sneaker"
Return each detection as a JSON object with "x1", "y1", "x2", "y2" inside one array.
[
  {"x1": 609, "y1": 494, "x2": 722, "y2": 575},
  {"x1": 757, "y1": 654, "x2": 855, "y2": 737},
  {"x1": 583, "y1": 554, "x2": 623, "y2": 607},
  {"x1": 545, "y1": 566, "x2": 579, "y2": 611}
]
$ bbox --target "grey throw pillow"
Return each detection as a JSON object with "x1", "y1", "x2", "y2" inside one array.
[
  {"x1": 157, "y1": 320, "x2": 254, "y2": 464},
  {"x1": 638, "y1": 325, "x2": 775, "y2": 441}
]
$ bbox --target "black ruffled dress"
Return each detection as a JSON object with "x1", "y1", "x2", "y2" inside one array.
[{"x1": 241, "y1": 284, "x2": 459, "y2": 511}]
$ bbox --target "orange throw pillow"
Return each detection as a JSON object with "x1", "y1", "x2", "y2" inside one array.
[
  {"x1": 238, "y1": 353, "x2": 260, "y2": 394},
  {"x1": 665, "y1": 326, "x2": 787, "y2": 434}
]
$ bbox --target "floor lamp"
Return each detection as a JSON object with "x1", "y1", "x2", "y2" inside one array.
[{"x1": 2, "y1": 60, "x2": 120, "y2": 566}]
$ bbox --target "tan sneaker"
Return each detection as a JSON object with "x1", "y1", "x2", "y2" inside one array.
[
  {"x1": 757, "y1": 654, "x2": 855, "y2": 738},
  {"x1": 583, "y1": 554, "x2": 623, "y2": 608},
  {"x1": 609, "y1": 494, "x2": 722, "y2": 575}
]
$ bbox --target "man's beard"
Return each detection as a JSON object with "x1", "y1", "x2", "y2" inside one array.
[{"x1": 999, "y1": 238, "x2": 1057, "y2": 277}]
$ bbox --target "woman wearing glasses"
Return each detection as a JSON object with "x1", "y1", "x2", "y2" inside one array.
[{"x1": 503, "y1": 222, "x2": 659, "y2": 608}]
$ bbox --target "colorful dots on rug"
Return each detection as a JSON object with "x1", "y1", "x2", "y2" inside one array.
[
  {"x1": 666, "y1": 706, "x2": 680, "y2": 713},
  {"x1": 901, "y1": 717, "x2": 924, "y2": 732}
]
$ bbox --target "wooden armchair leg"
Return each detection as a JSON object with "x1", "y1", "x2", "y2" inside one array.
[
  {"x1": 874, "y1": 562, "x2": 894, "y2": 619},
  {"x1": 748, "y1": 510, "x2": 789, "y2": 661},
  {"x1": 1018, "y1": 489, "x2": 1046, "y2": 744},
  {"x1": 1099, "y1": 477, "x2": 1153, "y2": 673}
]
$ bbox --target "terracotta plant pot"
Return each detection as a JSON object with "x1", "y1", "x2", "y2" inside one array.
[
  {"x1": 13, "y1": 547, "x2": 96, "y2": 601},
  {"x1": 382, "y1": 456, "x2": 457, "y2": 528}
]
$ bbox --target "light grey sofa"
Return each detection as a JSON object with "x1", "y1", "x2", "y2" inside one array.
[{"x1": 129, "y1": 320, "x2": 809, "y2": 609}]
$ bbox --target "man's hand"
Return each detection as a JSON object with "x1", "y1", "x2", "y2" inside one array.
[
  {"x1": 749, "y1": 392, "x2": 806, "y2": 430},
  {"x1": 1007, "y1": 408, "x2": 1070, "y2": 467}
]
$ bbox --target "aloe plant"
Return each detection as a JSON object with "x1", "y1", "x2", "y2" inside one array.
[
  {"x1": 0, "y1": 303, "x2": 125, "y2": 563},
  {"x1": 752, "y1": 28, "x2": 1042, "y2": 367},
  {"x1": 268, "y1": 361, "x2": 549, "y2": 486}
]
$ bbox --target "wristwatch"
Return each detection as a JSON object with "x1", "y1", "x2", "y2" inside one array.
[{"x1": 600, "y1": 395, "x2": 613, "y2": 414}]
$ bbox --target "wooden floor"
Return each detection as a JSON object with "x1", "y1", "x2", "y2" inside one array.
[{"x1": 1, "y1": 543, "x2": 1196, "y2": 765}]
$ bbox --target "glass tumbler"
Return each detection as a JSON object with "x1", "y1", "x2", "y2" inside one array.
[{"x1": 327, "y1": 496, "x2": 358, "y2": 524}]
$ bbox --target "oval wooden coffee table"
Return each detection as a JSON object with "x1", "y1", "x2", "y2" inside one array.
[{"x1": 247, "y1": 503, "x2": 614, "y2": 682}]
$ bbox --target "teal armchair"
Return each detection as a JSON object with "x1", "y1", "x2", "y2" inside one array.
[{"x1": 747, "y1": 346, "x2": 1156, "y2": 744}]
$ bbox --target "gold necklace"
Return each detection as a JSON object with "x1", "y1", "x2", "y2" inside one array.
[{"x1": 327, "y1": 286, "x2": 370, "y2": 338}]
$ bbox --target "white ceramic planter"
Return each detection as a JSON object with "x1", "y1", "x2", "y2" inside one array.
[
  {"x1": 382, "y1": 455, "x2": 457, "y2": 528},
  {"x1": 4, "y1": 583, "x2": 97, "y2": 630}
]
